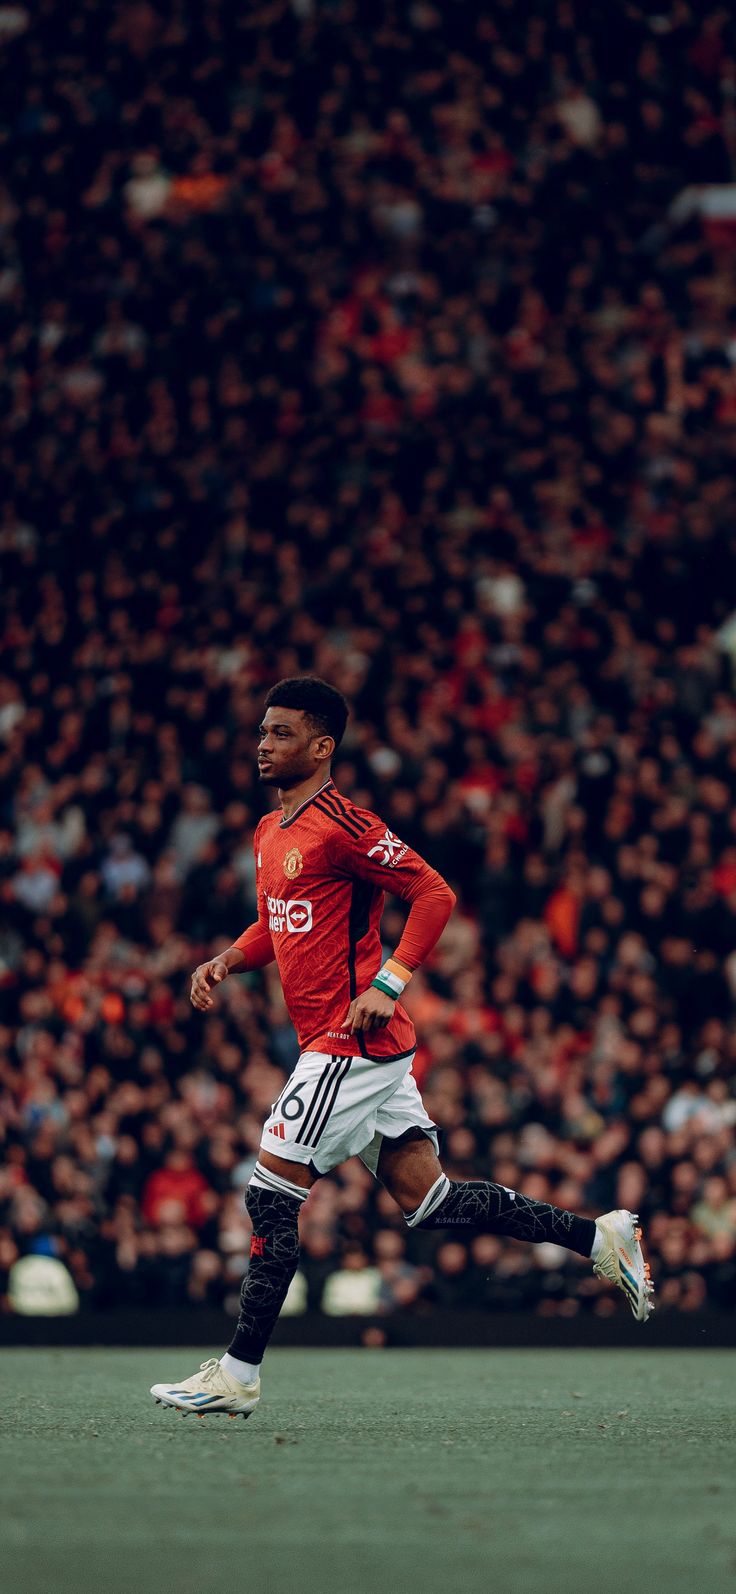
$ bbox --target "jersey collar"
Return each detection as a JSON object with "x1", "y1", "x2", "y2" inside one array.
[{"x1": 279, "y1": 778, "x2": 334, "y2": 829}]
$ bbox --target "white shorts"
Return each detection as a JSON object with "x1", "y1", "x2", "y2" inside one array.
[{"x1": 261, "y1": 1049, "x2": 438, "y2": 1177}]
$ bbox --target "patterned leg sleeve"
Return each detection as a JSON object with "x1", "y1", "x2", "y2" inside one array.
[
  {"x1": 226, "y1": 1184, "x2": 301, "y2": 1364},
  {"x1": 416, "y1": 1181, "x2": 595, "y2": 1258}
]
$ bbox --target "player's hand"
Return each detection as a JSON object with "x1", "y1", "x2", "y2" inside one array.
[
  {"x1": 190, "y1": 959, "x2": 229, "y2": 1011},
  {"x1": 345, "y1": 987, "x2": 395, "y2": 1033}
]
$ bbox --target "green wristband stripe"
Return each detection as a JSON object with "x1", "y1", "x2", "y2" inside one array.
[{"x1": 371, "y1": 962, "x2": 407, "y2": 998}]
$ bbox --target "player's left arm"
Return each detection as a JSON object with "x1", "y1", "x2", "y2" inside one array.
[{"x1": 333, "y1": 818, "x2": 456, "y2": 1033}]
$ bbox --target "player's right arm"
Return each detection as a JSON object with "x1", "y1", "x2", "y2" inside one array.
[{"x1": 190, "y1": 823, "x2": 275, "y2": 1010}]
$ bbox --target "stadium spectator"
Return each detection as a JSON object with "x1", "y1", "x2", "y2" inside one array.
[{"x1": 1, "y1": 0, "x2": 735, "y2": 1322}]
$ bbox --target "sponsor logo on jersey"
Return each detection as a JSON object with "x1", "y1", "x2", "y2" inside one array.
[
  {"x1": 267, "y1": 895, "x2": 313, "y2": 933},
  {"x1": 269, "y1": 1122, "x2": 286, "y2": 1140},
  {"x1": 283, "y1": 845, "x2": 303, "y2": 880},
  {"x1": 366, "y1": 828, "x2": 408, "y2": 867}
]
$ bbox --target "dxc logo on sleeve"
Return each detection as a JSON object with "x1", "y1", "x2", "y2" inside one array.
[
  {"x1": 366, "y1": 828, "x2": 408, "y2": 867},
  {"x1": 267, "y1": 896, "x2": 313, "y2": 933}
]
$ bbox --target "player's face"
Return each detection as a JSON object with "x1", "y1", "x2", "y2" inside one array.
[{"x1": 257, "y1": 707, "x2": 331, "y2": 788}]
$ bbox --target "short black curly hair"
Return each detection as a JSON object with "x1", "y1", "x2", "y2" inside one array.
[{"x1": 264, "y1": 676, "x2": 349, "y2": 749}]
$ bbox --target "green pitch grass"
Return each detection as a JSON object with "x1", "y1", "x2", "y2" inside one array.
[{"x1": 2, "y1": 1349, "x2": 734, "y2": 1594}]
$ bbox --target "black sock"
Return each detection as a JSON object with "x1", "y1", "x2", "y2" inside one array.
[
  {"x1": 416, "y1": 1180, "x2": 596, "y2": 1258},
  {"x1": 227, "y1": 1184, "x2": 301, "y2": 1365}
]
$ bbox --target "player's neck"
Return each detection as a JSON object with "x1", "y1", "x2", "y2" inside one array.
[{"x1": 278, "y1": 769, "x2": 332, "y2": 822}]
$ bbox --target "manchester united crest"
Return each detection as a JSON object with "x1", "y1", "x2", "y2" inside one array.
[{"x1": 283, "y1": 845, "x2": 303, "y2": 880}]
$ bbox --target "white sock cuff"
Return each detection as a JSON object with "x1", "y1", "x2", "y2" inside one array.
[
  {"x1": 405, "y1": 1172, "x2": 451, "y2": 1228},
  {"x1": 250, "y1": 1161, "x2": 309, "y2": 1204},
  {"x1": 220, "y1": 1352, "x2": 261, "y2": 1384}
]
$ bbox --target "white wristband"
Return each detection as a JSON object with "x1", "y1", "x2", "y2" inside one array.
[{"x1": 371, "y1": 958, "x2": 412, "y2": 999}]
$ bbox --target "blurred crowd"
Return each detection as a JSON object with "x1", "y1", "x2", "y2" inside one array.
[{"x1": 2, "y1": 0, "x2": 736, "y2": 1321}]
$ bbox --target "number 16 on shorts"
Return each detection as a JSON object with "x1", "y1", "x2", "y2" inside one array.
[{"x1": 265, "y1": 1054, "x2": 353, "y2": 1154}]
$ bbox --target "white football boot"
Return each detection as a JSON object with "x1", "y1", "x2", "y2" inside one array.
[
  {"x1": 150, "y1": 1357, "x2": 260, "y2": 1419},
  {"x1": 593, "y1": 1209, "x2": 654, "y2": 1322}
]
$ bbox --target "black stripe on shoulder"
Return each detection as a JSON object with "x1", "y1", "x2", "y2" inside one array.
[
  {"x1": 319, "y1": 790, "x2": 372, "y2": 835},
  {"x1": 313, "y1": 797, "x2": 364, "y2": 838},
  {"x1": 317, "y1": 789, "x2": 356, "y2": 819},
  {"x1": 328, "y1": 791, "x2": 372, "y2": 832},
  {"x1": 318, "y1": 804, "x2": 363, "y2": 838}
]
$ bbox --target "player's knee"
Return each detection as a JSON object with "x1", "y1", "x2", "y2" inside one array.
[
  {"x1": 403, "y1": 1172, "x2": 452, "y2": 1228},
  {"x1": 380, "y1": 1132, "x2": 445, "y2": 1214},
  {"x1": 246, "y1": 1161, "x2": 308, "y2": 1233},
  {"x1": 385, "y1": 1165, "x2": 440, "y2": 1216}
]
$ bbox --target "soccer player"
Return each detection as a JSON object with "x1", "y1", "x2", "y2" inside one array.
[{"x1": 151, "y1": 677, "x2": 653, "y2": 1419}]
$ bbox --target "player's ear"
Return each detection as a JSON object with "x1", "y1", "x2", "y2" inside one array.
[{"x1": 314, "y1": 734, "x2": 335, "y2": 765}]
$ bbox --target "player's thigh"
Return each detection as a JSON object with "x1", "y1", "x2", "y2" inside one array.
[
  {"x1": 377, "y1": 1130, "x2": 444, "y2": 1212},
  {"x1": 258, "y1": 1148, "x2": 315, "y2": 1187}
]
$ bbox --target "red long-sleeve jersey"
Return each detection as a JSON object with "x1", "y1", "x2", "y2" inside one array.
[{"x1": 233, "y1": 779, "x2": 455, "y2": 1058}]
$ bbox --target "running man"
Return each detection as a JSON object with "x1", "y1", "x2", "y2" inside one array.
[{"x1": 151, "y1": 677, "x2": 652, "y2": 1418}]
